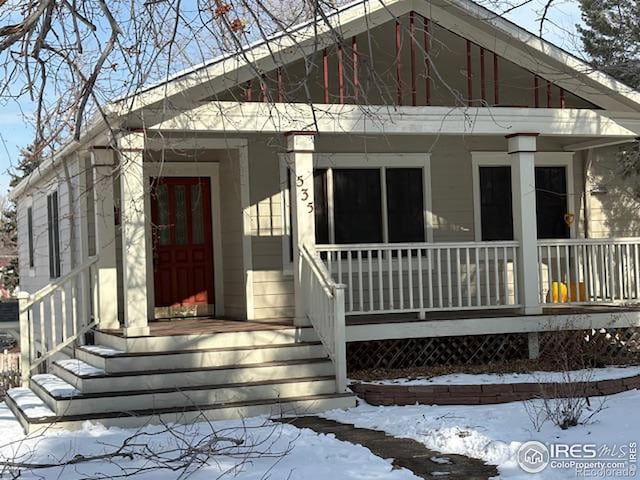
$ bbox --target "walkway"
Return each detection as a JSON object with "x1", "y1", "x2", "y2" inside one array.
[{"x1": 281, "y1": 416, "x2": 498, "y2": 479}]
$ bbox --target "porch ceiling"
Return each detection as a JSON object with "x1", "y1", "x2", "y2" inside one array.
[{"x1": 147, "y1": 103, "x2": 640, "y2": 139}]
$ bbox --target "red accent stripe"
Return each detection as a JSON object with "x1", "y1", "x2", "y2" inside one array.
[
  {"x1": 396, "y1": 20, "x2": 402, "y2": 106},
  {"x1": 493, "y1": 53, "x2": 499, "y2": 105},
  {"x1": 338, "y1": 45, "x2": 345, "y2": 104},
  {"x1": 323, "y1": 49, "x2": 330, "y2": 104},
  {"x1": 410, "y1": 12, "x2": 417, "y2": 106},
  {"x1": 466, "y1": 40, "x2": 473, "y2": 106},
  {"x1": 424, "y1": 16, "x2": 431, "y2": 105},
  {"x1": 260, "y1": 75, "x2": 267, "y2": 102},
  {"x1": 277, "y1": 68, "x2": 284, "y2": 102},
  {"x1": 352, "y1": 36, "x2": 359, "y2": 101},
  {"x1": 480, "y1": 47, "x2": 486, "y2": 104},
  {"x1": 245, "y1": 80, "x2": 252, "y2": 102}
]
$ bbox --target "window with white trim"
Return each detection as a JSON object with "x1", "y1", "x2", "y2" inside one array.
[
  {"x1": 47, "y1": 191, "x2": 61, "y2": 278},
  {"x1": 281, "y1": 154, "x2": 431, "y2": 269},
  {"x1": 27, "y1": 206, "x2": 34, "y2": 268},
  {"x1": 472, "y1": 152, "x2": 574, "y2": 241}
]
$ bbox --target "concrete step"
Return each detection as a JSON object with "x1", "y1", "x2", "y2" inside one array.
[
  {"x1": 6, "y1": 386, "x2": 356, "y2": 434},
  {"x1": 75, "y1": 341, "x2": 327, "y2": 373},
  {"x1": 31, "y1": 373, "x2": 338, "y2": 416},
  {"x1": 94, "y1": 326, "x2": 319, "y2": 353},
  {"x1": 52, "y1": 358, "x2": 336, "y2": 394}
]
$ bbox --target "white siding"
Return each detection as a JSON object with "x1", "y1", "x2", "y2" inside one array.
[
  {"x1": 586, "y1": 144, "x2": 640, "y2": 238},
  {"x1": 17, "y1": 156, "x2": 86, "y2": 295}
]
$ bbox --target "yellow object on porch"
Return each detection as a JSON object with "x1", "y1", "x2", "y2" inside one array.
[
  {"x1": 550, "y1": 281, "x2": 568, "y2": 303},
  {"x1": 550, "y1": 281, "x2": 586, "y2": 303},
  {"x1": 569, "y1": 282, "x2": 586, "y2": 302}
]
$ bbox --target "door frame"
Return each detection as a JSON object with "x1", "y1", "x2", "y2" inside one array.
[
  {"x1": 471, "y1": 152, "x2": 576, "y2": 241},
  {"x1": 143, "y1": 162, "x2": 224, "y2": 317}
]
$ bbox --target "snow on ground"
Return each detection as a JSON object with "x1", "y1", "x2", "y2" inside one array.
[
  {"x1": 360, "y1": 365, "x2": 640, "y2": 385},
  {"x1": 3, "y1": 365, "x2": 640, "y2": 479},
  {"x1": 325, "y1": 389, "x2": 640, "y2": 479},
  {"x1": 0, "y1": 402, "x2": 417, "y2": 480}
]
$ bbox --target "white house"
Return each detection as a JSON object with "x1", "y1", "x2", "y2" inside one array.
[{"x1": 7, "y1": 0, "x2": 640, "y2": 431}]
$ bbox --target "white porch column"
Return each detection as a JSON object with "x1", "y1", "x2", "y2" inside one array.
[
  {"x1": 91, "y1": 148, "x2": 120, "y2": 330},
  {"x1": 508, "y1": 133, "x2": 543, "y2": 315},
  {"x1": 287, "y1": 132, "x2": 316, "y2": 326},
  {"x1": 117, "y1": 133, "x2": 150, "y2": 336}
]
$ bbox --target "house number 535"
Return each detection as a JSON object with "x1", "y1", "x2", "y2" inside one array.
[{"x1": 296, "y1": 175, "x2": 314, "y2": 213}]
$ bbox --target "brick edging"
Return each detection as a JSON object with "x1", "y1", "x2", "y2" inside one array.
[{"x1": 350, "y1": 375, "x2": 640, "y2": 406}]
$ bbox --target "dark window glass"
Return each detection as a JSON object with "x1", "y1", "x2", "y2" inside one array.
[
  {"x1": 47, "y1": 191, "x2": 61, "y2": 278},
  {"x1": 314, "y1": 169, "x2": 329, "y2": 244},
  {"x1": 536, "y1": 166, "x2": 569, "y2": 239},
  {"x1": 287, "y1": 168, "x2": 293, "y2": 262},
  {"x1": 386, "y1": 168, "x2": 425, "y2": 242},
  {"x1": 333, "y1": 169, "x2": 382, "y2": 243},
  {"x1": 479, "y1": 166, "x2": 514, "y2": 241},
  {"x1": 27, "y1": 207, "x2": 34, "y2": 268}
]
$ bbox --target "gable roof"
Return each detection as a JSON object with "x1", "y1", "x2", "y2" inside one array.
[{"x1": 110, "y1": 0, "x2": 640, "y2": 118}]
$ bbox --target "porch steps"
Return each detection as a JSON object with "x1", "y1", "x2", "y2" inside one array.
[
  {"x1": 7, "y1": 387, "x2": 355, "y2": 434},
  {"x1": 7, "y1": 324, "x2": 356, "y2": 433},
  {"x1": 51, "y1": 357, "x2": 336, "y2": 393},
  {"x1": 30, "y1": 373, "x2": 339, "y2": 416},
  {"x1": 75, "y1": 341, "x2": 326, "y2": 373},
  {"x1": 94, "y1": 326, "x2": 319, "y2": 352}
]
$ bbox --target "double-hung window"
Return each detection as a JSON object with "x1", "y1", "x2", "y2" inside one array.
[
  {"x1": 47, "y1": 191, "x2": 61, "y2": 278},
  {"x1": 27, "y1": 206, "x2": 34, "y2": 269},
  {"x1": 281, "y1": 154, "x2": 431, "y2": 268},
  {"x1": 473, "y1": 153, "x2": 573, "y2": 241}
]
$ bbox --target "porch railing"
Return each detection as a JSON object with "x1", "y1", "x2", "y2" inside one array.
[
  {"x1": 299, "y1": 244, "x2": 347, "y2": 393},
  {"x1": 538, "y1": 238, "x2": 640, "y2": 305},
  {"x1": 18, "y1": 256, "x2": 99, "y2": 386},
  {"x1": 316, "y1": 241, "x2": 520, "y2": 315}
]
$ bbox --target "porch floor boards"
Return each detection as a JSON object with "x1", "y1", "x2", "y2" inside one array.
[
  {"x1": 99, "y1": 317, "x2": 295, "y2": 337},
  {"x1": 345, "y1": 305, "x2": 640, "y2": 325}
]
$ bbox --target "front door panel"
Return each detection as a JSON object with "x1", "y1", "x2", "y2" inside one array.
[{"x1": 150, "y1": 177, "x2": 215, "y2": 318}]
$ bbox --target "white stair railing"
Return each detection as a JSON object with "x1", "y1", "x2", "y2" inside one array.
[
  {"x1": 17, "y1": 256, "x2": 99, "y2": 386},
  {"x1": 299, "y1": 244, "x2": 347, "y2": 393}
]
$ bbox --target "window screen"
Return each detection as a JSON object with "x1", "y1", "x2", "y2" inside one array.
[
  {"x1": 314, "y1": 169, "x2": 330, "y2": 244},
  {"x1": 386, "y1": 168, "x2": 425, "y2": 242},
  {"x1": 333, "y1": 169, "x2": 383, "y2": 244},
  {"x1": 27, "y1": 207, "x2": 34, "y2": 268},
  {"x1": 479, "y1": 166, "x2": 514, "y2": 241},
  {"x1": 536, "y1": 166, "x2": 569, "y2": 239},
  {"x1": 47, "y1": 191, "x2": 61, "y2": 278}
]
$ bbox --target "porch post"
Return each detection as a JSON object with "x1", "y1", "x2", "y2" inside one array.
[
  {"x1": 91, "y1": 148, "x2": 120, "y2": 330},
  {"x1": 117, "y1": 133, "x2": 150, "y2": 336},
  {"x1": 508, "y1": 133, "x2": 542, "y2": 315},
  {"x1": 286, "y1": 131, "x2": 316, "y2": 326}
]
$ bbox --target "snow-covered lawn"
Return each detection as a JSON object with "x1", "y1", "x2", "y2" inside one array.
[
  {"x1": 326, "y1": 389, "x2": 640, "y2": 479},
  {"x1": 0, "y1": 405, "x2": 417, "y2": 479},
  {"x1": 1, "y1": 375, "x2": 638, "y2": 479}
]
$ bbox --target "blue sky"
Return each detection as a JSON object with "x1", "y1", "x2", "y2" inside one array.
[{"x1": 0, "y1": 0, "x2": 584, "y2": 197}]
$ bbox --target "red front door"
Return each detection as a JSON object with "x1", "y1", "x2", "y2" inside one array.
[{"x1": 150, "y1": 177, "x2": 215, "y2": 318}]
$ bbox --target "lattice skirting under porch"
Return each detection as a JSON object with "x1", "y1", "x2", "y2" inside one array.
[
  {"x1": 346, "y1": 327, "x2": 640, "y2": 373},
  {"x1": 539, "y1": 326, "x2": 640, "y2": 367}
]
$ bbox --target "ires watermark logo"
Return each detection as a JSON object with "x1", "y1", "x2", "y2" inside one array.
[{"x1": 517, "y1": 441, "x2": 637, "y2": 477}]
